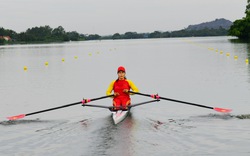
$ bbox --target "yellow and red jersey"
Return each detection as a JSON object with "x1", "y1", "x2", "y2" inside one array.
[
  {"x1": 106, "y1": 79, "x2": 139, "y2": 96},
  {"x1": 106, "y1": 79, "x2": 139, "y2": 107}
]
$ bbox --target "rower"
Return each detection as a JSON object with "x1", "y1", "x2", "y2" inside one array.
[{"x1": 106, "y1": 66, "x2": 139, "y2": 111}]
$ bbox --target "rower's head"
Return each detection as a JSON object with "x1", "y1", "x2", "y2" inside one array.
[
  {"x1": 117, "y1": 66, "x2": 126, "y2": 80},
  {"x1": 117, "y1": 66, "x2": 126, "y2": 73}
]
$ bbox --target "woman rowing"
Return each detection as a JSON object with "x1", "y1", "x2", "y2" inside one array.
[{"x1": 106, "y1": 66, "x2": 139, "y2": 111}]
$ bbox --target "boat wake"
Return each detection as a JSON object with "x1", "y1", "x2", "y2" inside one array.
[
  {"x1": 191, "y1": 113, "x2": 250, "y2": 120},
  {"x1": 147, "y1": 118, "x2": 195, "y2": 131},
  {"x1": 191, "y1": 113, "x2": 233, "y2": 120},
  {"x1": 145, "y1": 113, "x2": 250, "y2": 132},
  {"x1": 0, "y1": 118, "x2": 52, "y2": 126},
  {"x1": 234, "y1": 114, "x2": 250, "y2": 119}
]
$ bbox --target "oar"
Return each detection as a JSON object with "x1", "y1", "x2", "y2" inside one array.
[
  {"x1": 83, "y1": 104, "x2": 113, "y2": 109},
  {"x1": 129, "y1": 91, "x2": 232, "y2": 113},
  {"x1": 7, "y1": 94, "x2": 114, "y2": 121},
  {"x1": 128, "y1": 99, "x2": 160, "y2": 108}
]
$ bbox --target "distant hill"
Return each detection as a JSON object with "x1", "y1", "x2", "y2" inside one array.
[{"x1": 185, "y1": 18, "x2": 232, "y2": 31}]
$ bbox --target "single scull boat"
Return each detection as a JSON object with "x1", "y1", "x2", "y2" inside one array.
[{"x1": 112, "y1": 110, "x2": 129, "y2": 124}]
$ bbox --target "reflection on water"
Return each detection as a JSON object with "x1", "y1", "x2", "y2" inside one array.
[
  {"x1": 88, "y1": 113, "x2": 136, "y2": 156},
  {"x1": 228, "y1": 38, "x2": 250, "y2": 59}
]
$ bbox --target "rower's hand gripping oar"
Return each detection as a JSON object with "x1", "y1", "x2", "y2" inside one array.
[
  {"x1": 129, "y1": 91, "x2": 232, "y2": 113},
  {"x1": 81, "y1": 94, "x2": 114, "y2": 104},
  {"x1": 7, "y1": 94, "x2": 114, "y2": 121}
]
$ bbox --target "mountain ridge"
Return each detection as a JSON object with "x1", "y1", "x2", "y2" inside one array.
[{"x1": 185, "y1": 18, "x2": 232, "y2": 31}]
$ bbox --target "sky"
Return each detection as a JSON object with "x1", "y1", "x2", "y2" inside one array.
[{"x1": 0, "y1": 0, "x2": 247, "y2": 35}]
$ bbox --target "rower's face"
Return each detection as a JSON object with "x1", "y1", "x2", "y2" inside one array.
[{"x1": 118, "y1": 71, "x2": 126, "y2": 80}]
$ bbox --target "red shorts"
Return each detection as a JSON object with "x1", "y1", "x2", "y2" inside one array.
[{"x1": 113, "y1": 96, "x2": 131, "y2": 109}]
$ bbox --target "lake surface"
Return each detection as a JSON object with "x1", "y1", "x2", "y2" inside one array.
[{"x1": 1, "y1": 37, "x2": 250, "y2": 156}]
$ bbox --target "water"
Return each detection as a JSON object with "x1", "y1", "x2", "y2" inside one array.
[{"x1": 0, "y1": 37, "x2": 250, "y2": 156}]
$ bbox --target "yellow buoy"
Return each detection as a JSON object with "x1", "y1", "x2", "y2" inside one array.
[
  {"x1": 215, "y1": 49, "x2": 218, "y2": 52},
  {"x1": 74, "y1": 56, "x2": 78, "y2": 59},
  {"x1": 23, "y1": 66, "x2": 28, "y2": 71},
  {"x1": 45, "y1": 62, "x2": 49, "y2": 66},
  {"x1": 62, "y1": 58, "x2": 65, "y2": 62},
  {"x1": 220, "y1": 51, "x2": 223, "y2": 54},
  {"x1": 246, "y1": 59, "x2": 249, "y2": 64},
  {"x1": 234, "y1": 56, "x2": 238, "y2": 60},
  {"x1": 88, "y1": 53, "x2": 92, "y2": 56},
  {"x1": 226, "y1": 53, "x2": 230, "y2": 56}
]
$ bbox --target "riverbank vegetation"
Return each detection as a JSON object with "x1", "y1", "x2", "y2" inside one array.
[
  {"x1": 0, "y1": 25, "x2": 229, "y2": 45},
  {"x1": 229, "y1": 0, "x2": 250, "y2": 40}
]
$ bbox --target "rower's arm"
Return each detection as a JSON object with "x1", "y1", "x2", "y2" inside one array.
[
  {"x1": 106, "y1": 80, "x2": 115, "y2": 96},
  {"x1": 127, "y1": 80, "x2": 139, "y2": 93}
]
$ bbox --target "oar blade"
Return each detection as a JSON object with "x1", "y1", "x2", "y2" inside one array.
[
  {"x1": 213, "y1": 107, "x2": 232, "y2": 113},
  {"x1": 7, "y1": 114, "x2": 26, "y2": 121}
]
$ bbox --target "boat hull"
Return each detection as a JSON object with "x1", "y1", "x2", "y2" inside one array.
[{"x1": 112, "y1": 110, "x2": 129, "y2": 124}]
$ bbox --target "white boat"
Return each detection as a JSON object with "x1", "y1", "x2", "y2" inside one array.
[{"x1": 112, "y1": 110, "x2": 129, "y2": 124}]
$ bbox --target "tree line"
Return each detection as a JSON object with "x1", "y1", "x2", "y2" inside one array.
[
  {"x1": 0, "y1": 25, "x2": 97, "y2": 43},
  {"x1": 0, "y1": 25, "x2": 229, "y2": 45},
  {"x1": 109, "y1": 27, "x2": 227, "y2": 39},
  {"x1": 0, "y1": 25, "x2": 102, "y2": 44}
]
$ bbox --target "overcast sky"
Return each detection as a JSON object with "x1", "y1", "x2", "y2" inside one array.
[{"x1": 0, "y1": 0, "x2": 247, "y2": 35}]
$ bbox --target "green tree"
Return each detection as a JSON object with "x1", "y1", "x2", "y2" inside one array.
[
  {"x1": 229, "y1": 0, "x2": 250, "y2": 39},
  {"x1": 123, "y1": 32, "x2": 142, "y2": 39},
  {"x1": 0, "y1": 27, "x2": 17, "y2": 40},
  {"x1": 67, "y1": 31, "x2": 80, "y2": 41},
  {"x1": 23, "y1": 25, "x2": 53, "y2": 41},
  {"x1": 86, "y1": 34, "x2": 101, "y2": 40},
  {"x1": 112, "y1": 33, "x2": 121, "y2": 39},
  {"x1": 246, "y1": 0, "x2": 250, "y2": 16},
  {"x1": 149, "y1": 31, "x2": 162, "y2": 38},
  {"x1": 52, "y1": 26, "x2": 69, "y2": 41},
  {"x1": 0, "y1": 38, "x2": 5, "y2": 44}
]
